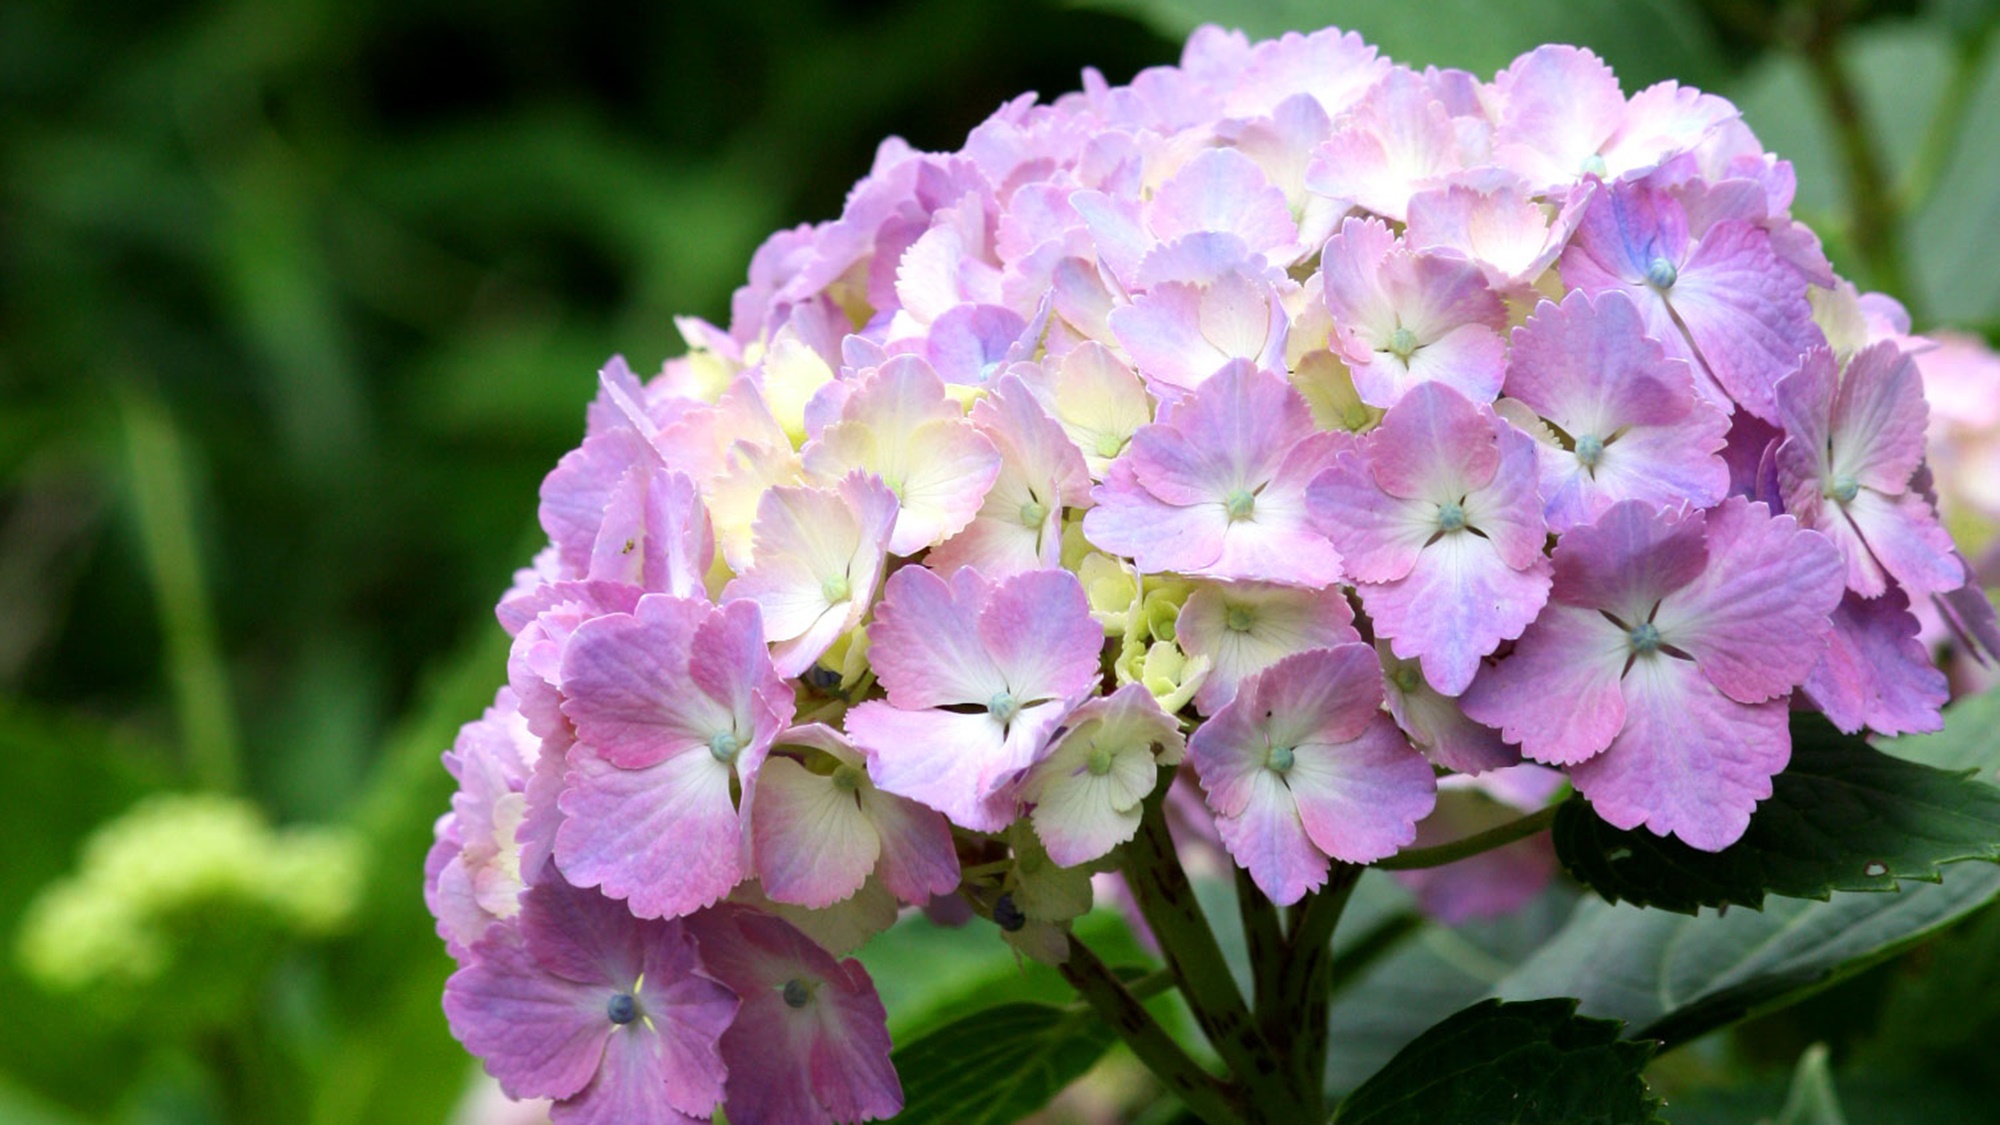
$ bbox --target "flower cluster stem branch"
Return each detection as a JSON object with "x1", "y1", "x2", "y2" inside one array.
[
  {"x1": 1797, "y1": 3, "x2": 1917, "y2": 315},
  {"x1": 1372, "y1": 804, "x2": 1559, "y2": 870},
  {"x1": 1278, "y1": 862, "x2": 1361, "y2": 1106},
  {"x1": 1059, "y1": 936, "x2": 1249, "y2": 1125},
  {"x1": 1234, "y1": 865, "x2": 1287, "y2": 1034},
  {"x1": 1118, "y1": 770, "x2": 1314, "y2": 1123}
]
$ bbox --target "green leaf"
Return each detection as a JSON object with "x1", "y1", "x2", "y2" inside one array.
[
  {"x1": 1494, "y1": 859, "x2": 2000, "y2": 1047},
  {"x1": 889, "y1": 1002, "x2": 1120, "y2": 1125},
  {"x1": 1330, "y1": 998, "x2": 1662, "y2": 1124},
  {"x1": 1322, "y1": 881, "x2": 1578, "y2": 1095},
  {"x1": 1553, "y1": 714, "x2": 2000, "y2": 914},
  {"x1": 1496, "y1": 688, "x2": 2000, "y2": 1048},
  {"x1": 1076, "y1": 0, "x2": 1724, "y2": 90},
  {"x1": 1774, "y1": 1043, "x2": 1848, "y2": 1125}
]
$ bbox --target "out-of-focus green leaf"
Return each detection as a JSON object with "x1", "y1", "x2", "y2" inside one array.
[
  {"x1": 1553, "y1": 715, "x2": 2000, "y2": 914},
  {"x1": 1075, "y1": 0, "x2": 1724, "y2": 88},
  {"x1": 891, "y1": 1001, "x2": 1120, "y2": 1125},
  {"x1": 861, "y1": 907, "x2": 1161, "y2": 1042},
  {"x1": 1322, "y1": 880, "x2": 1575, "y2": 1096},
  {"x1": 308, "y1": 625, "x2": 511, "y2": 1125},
  {"x1": 1910, "y1": 33, "x2": 2000, "y2": 325},
  {"x1": 0, "y1": 699, "x2": 175, "y2": 1114},
  {"x1": 1330, "y1": 999, "x2": 1662, "y2": 1124}
]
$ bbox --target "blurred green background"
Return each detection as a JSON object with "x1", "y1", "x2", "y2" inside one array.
[{"x1": 2, "y1": 0, "x2": 1997, "y2": 1122}]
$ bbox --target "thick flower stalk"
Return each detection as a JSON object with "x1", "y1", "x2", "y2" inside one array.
[{"x1": 428, "y1": 23, "x2": 1998, "y2": 1124}]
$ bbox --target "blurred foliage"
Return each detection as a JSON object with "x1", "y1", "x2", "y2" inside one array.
[{"x1": 2, "y1": 0, "x2": 1999, "y2": 1122}]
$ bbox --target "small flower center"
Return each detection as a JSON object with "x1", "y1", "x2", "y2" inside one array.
[
  {"x1": 606, "y1": 992, "x2": 640, "y2": 1025},
  {"x1": 830, "y1": 763, "x2": 866, "y2": 792},
  {"x1": 1826, "y1": 474, "x2": 1860, "y2": 505},
  {"x1": 1018, "y1": 499, "x2": 1048, "y2": 528},
  {"x1": 1390, "y1": 663, "x2": 1423, "y2": 694},
  {"x1": 1225, "y1": 488, "x2": 1256, "y2": 522},
  {"x1": 993, "y1": 893, "x2": 1027, "y2": 932},
  {"x1": 1224, "y1": 605, "x2": 1255, "y2": 633},
  {"x1": 709, "y1": 731, "x2": 743, "y2": 763},
  {"x1": 1086, "y1": 745, "x2": 1115, "y2": 776},
  {"x1": 1629, "y1": 621, "x2": 1662, "y2": 655},
  {"x1": 1646, "y1": 256, "x2": 1678, "y2": 290},
  {"x1": 988, "y1": 691, "x2": 1021, "y2": 725},
  {"x1": 1436, "y1": 500, "x2": 1467, "y2": 533},
  {"x1": 1095, "y1": 433, "x2": 1125, "y2": 459},
  {"x1": 1574, "y1": 433, "x2": 1606, "y2": 468},
  {"x1": 782, "y1": 979, "x2": 813, "y2": 1009},
  {"x1": 1265, "y1": 744, "x2": 1296, "y2": 773},
  {"x1": 1581, "y1": 153, "x2": 1609, "y2": 178},
  {"x1": 820, "y1": 573, "x2": 851, "y2": 603},
  {"x1": 1385, "y1": 326, "x2": 1420, "y2": 360}
]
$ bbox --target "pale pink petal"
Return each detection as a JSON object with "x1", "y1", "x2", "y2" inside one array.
[
  {"x1": 1652, "y1": 496, "x2": 1844, "y2": 704},
  {"x1": 1491, "y1": 45, "x2": 1626, "y2": 190},
  {"x1": 1458, "y1": 605, "x2": 1631, "y2": 765},
  {"x1": 752, "y1": 755, "x2": 883, "y2": 909},
  {"x1": 1305, "y1": 448, "x2": 1436, "y2": 583},
  {"x1": 1460, "y1": 415, "x2": 1551, "y2": 570},
  {"x1": 1669, "y1": 220, "x2": 1823, "y2": 422},
  {"x1": 1147, "y1": 146, "x2": 1297, "y2": 254},
  {"x1": 846, "y1": 704, "x2": 1012, "y2": 832},
  {"x1": 978, "y1": 568, "x2": 1103, "y2": 704},
  {"x1": 542, "y1": 427, "x2": 659, "y2": 577},
  {"x1": 1548, "y1": 499, "x2": 1709, "y2": 623},
  {"x1": 560, "y1": 597, "x2": 719, "y2": 770},
  {"x1": 1842, "y1": 487, "x2": 1967, "y2": 597},
  {"x1": 1214, "y1": 771, "x2": 1329, "y2": 905},
  {"x1": 1363, "y1": 381, "x2": 1502, "y2": 502},
  {"x1": 1082, "y1": 464, "x2": 1234, "y2": 573},
  {"x1": 1831, "y1": 341, "x2": 1928, "y2": 492},
  {"x1": 1569, "y1": 653, "x2": 1791, "y2": 852},
  {"x1": 556, "y1": 748, "x2": 744, "y2": 919},
  {"x1": 1288, "y1": 713, "x2": 1436, "y2": 864},
  {"x1": 1178, "y1": 581, "x2": 1359, "y2": 714},
  {"x1": 445, "y1": 920, "x2": 610, "y2": 1101},
  {"x1": 865, "y1": 565, "x2": 1006, "y2": 709},
  {"x1": 587, "y1": 466, "x2": 711, "y2": 597},
  {"x1": 858, "y1": 784, "x2": 961, "y2": 904},
  {"x1": 1804, "y1": 587, "x2": 1948, "y2": 736},
  {"x1": 1380, "y1": 647, "x2": 1520, "y2": 774},
  {"x1": 1363, "y1": 530, "x2": 1553, "y2": 696}
]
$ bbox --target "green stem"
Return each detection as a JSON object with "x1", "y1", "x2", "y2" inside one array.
[
  {"x1": 1279, "y1": 863, "x2": 1361, "y2": 1109},
  {"x1": 1060, "y1": 936, "x2": 1248, "y2": 1125},
  {"x1": 121, "y1": 386, "x2": 240, "y2": 792},
  {"x1": 1121, "y1": 770, "x2": 1310, "y2": 1123},
  {"x1": 1797, "y1": 3, "x2": 1916, "y2": 311},
  {"x1": 1372, "y1": 805, "x2": 1558, "y2": 870},
  {"x1": 1234, "y1": 865, "x2": 1287, "y2": 1033},
  {"x1": 1897, "y1": 25, "x2": 1993, "y2": 221}
]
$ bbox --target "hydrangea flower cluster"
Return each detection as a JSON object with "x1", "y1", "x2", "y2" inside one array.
[{"x1": 429, "y1": 24, "x2": 1996, "y2": 1123}]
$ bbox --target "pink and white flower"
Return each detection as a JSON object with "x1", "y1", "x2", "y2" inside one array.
[{"x1": 1189, "y1": 645, "x2": 1437, "y2": 904}]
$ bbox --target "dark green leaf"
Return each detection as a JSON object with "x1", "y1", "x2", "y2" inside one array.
[
  {"x1": 1501, "y1": 687, "x2": 2000, "y2": 1045},
  {"x1": 1495, "y1": 860, "x2": 2000, "y2": 1046},
  {"x1": 1330, "y1": 998, "x2": 1662, "y2": 1124},
  {"x1": 890, "y1": 1002, "x2": 1119, "y2": 1125},
  {"x1": 1554, "y1": 714, "x2": 2000, "y2": 914}
]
